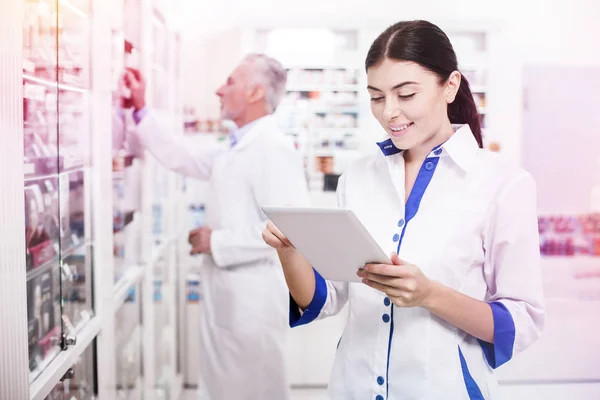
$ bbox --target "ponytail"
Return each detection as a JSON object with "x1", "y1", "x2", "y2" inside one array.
[{"x1": 448, "y1": 74, "x2": 483, "y2": 148}]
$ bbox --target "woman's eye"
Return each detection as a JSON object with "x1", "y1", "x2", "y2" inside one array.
[
  {"x1": 370, "y1": 97, "x2": 384, "y2": 102},
  {"x1": 399, "y1": 93, "x2": 416, "y2": 100}
]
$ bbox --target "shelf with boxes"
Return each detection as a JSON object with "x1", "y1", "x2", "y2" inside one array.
[
  {"x1": 29, "y1": 317, "x2": 101, "y2": 400},
  {"x1": 538, "y1": 214, "x2": 600, "y2": 302},
  {"x1": 0, "y1": 0, "x2": 187, "y2": 398},
  {"x1": 459, "y1": 65, "x2": 488, "y2": 129},
  {"x1": 114, "y1": 284, "x2": 143, "y2": 399},
  {"x1": 274, "y1": 66, "x2": 364, "y2": 191},
  {"x1": 42, "y1": 341, "x2": 96, "y2": 400},
  {"x1": 21, "y1": 0, "x2": 95, "y2": 393},
  {"x1": 538, "y1": 213, "x2": 600, "y2": 257}
]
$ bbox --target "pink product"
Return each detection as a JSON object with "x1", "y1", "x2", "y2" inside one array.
[
  {"x1": 538, "y1": 214, "x2": 600, "y2": 256},
  {"x1": 24, "y1": 182, "x2": 59, "y2": 271}
]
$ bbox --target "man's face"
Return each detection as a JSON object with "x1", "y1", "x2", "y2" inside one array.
[{"x1": 215, "y1": 63, "x2": 253, "y2": 123}]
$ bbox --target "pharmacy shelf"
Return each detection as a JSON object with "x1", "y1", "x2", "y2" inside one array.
[
  {"x1": 541, "y1": 255, "x2": 599, "y2": 270},
  {"x1": 23, "y1": 165, "x2": 88, "y2": 183},
  {"x1": 29, "y1": 347, "x2": 62, "y2": 385},
  {"x1": 278, "y1": 105, "x2": 360, "y2": 114},
  {"x1": 23, "y1": 74, "x2": 88, "y2": 93},
  {"x1": 151, "y1": 237, "x2": 171, "y2": 265},
  {"x1": 313, "y1": 148, "x2": 362, "y2": 157},
  {"x1": 286, "y1": 85, "x2": 361, "y2": 92},
  {"x1": 312, "y1": 108, "x2": 360, "y2": 114},
  {"x1": 26, "y1": 241, "x2": 90, "y2": 281},
  {"x1": 29, "y1": 316, "x2": 102, "y2": 400},
  {"x1": 312, "y1": 127, "x2": 360, "y2": 132},
  {"x1": 1, "y1": 0, "x2": 186, "y2": 398},
  {"x1": 58, "y1": 0, "x2": 90, "y2": 18}
]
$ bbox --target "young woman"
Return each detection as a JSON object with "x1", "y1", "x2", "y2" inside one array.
[{"x1": 263, "y1": 20, "x2": 544, "y2": 400}]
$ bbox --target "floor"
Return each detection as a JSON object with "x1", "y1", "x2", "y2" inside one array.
[{"x1": 181, "y1": 388, "x2": 328, "y2": 400}]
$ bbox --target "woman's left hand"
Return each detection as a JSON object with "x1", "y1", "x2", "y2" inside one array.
[{"x1": 357, "y1": 253, "x2": 434, "y2": 308}]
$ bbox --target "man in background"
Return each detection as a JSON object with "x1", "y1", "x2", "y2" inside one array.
[{"x1": 122, "y1": 54, "x2": 309, "y2": 400}]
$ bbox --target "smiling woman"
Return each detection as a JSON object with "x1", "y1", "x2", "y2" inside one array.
[
  {"x1": 264, "y1": 19, "x2": 544, "y2": 400},
  {"x1": 366, "y1": 20, "x2": 483, "y2": 152}
]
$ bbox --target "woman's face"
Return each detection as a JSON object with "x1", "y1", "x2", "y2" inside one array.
[{"x1": 366, "y1": 58, "x2": 460, "y2": 152}]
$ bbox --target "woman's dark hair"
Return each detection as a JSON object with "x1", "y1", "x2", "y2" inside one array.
[{"x1": 365, "y1": 20, "x2": 483, "y2": 148}]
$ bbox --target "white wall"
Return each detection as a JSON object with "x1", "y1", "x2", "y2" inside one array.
[{"x1": 488, "y1": 0, "x2": 600, "y2": 161}]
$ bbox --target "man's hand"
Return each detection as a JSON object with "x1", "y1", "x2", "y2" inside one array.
[
  {"x1": 188, "y1": 227, "x2": 212, "y2": 255},
  {"x1": 122, "y1": 68, "x2": 146, "y2": 111}
]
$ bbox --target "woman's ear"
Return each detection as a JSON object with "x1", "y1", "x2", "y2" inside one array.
[{"x1": 445, "y1": 71, "x2": 462, "y2": 104}]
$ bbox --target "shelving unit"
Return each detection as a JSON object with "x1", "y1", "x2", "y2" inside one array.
[
  {"x1": 0, "y1": 0, "x2": 186, "y2": 398},
  {"x1": 281, "y1": 67, "x2": 362, "y2": 191}
]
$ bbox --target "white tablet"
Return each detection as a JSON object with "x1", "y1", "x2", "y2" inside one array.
[{"x1": 261, "y1": 206, "x2": 391, "y2": 282}]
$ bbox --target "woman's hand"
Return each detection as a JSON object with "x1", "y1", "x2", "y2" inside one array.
[
  {"x1": 262, "y1": 220, "x2": 295, "y2": 251},
  {"x1": 357, "y1": 253, "x2": 434, "y2": 308}
]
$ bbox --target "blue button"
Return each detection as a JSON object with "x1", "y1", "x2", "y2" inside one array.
[
  {"x1": 377, "y1": 376, "x2": 385, "y2": 385},
  {"x1": 434, "y1": 148, "x2": 443, "y2": 156},
  {"x1": 425, "y1": 161, "x2": 435, "y2": 171},
  {"x1": 392, "y1": 233, "x2": 400, "y2": 242},
  {"x1": 382, "y1": 314, "x2": 390, "y2": 323},
  {"x1": 376, "y1": 396, "x2": 384, "y2": 400},
  {"x1": 397, "y1": 219, "x2": 405, "y2": 228},
  {"x1": 384, "y1": 297, "x2": 391, "y2": 306}
]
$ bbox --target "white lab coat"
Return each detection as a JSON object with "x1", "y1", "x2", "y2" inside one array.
[
  {"x1": 291, "y1": 125, "x2": 545, "y2": 400},
  {"x1": 132, "y1": 113, "x2": 310, "y2": 400}
]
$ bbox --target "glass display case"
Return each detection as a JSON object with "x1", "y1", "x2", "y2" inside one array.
[
  {"x1": 112, "y1": 153, "x2": 141, "y2": 282},
  {"x1": 150, "y1": 11, "x2": 168, "y2": 111},
  {"x1": 43, "y1": 342, "x2": 96, "y2": 400},
  {"x1": 111, "y1": 0, "x2": 143, "y2": 284},
  {"x1": 154, "y1": 252, "x2": 171, "y2": 398},
  {"x1": 151, "y1": 160, "x2": 170, "y2": 247},
  {"x1": 23, "y1": 0, "x2": 93, "y2": 384},
  {"x1": 115, "y1": 284, "x2": 143, "y2": 399},
  {"x1": 61, "y1": 244, "x2": 93, "y2": 332},
  {"x1": 27, "y1": 263, "x2": 62, "y2": 380},
  {"x1": 0, "y1": 0, "x2": 186, "y2": 398}
]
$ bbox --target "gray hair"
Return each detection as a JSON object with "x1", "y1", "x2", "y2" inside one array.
[{"x1": 242, "y1": 53, "x2": 287, "y2": 113}]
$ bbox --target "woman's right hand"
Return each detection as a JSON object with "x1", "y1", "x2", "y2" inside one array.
[{"x1": 262, "y1": 220, "x2": 294, "y2": 251}]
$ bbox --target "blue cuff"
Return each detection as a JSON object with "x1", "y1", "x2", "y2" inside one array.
[
  {"x1": 289, "y1": 268, "x2": 327, "y2": 328},
  {"x1": 133, "y1": 107, "x2": 148, "y2": 125},
  {"x1": 478, "y1": 301, "x2": 516, "y2": 368}
]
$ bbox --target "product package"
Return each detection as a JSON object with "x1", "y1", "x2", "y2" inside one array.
[
  {"x1": 62, "y1": 248, "x2": 92, "y2": 331},
  {"x1": 24, "y1": 183, "x2": 58, "y2": 271},
  {"x1": 539, "y1": 214, "x2": 600, "y2": 256},
  {"x1": 27, "y1": 267, "x2": 61, "y2": 372},
  {"x1": 59, "y1": 170, "x2": 86, "y2": 253}
]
